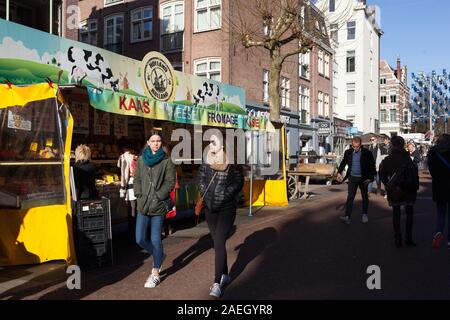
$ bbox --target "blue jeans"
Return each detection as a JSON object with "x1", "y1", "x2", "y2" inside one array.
[
  {"x1": 436, "y1": 201, "x2": 450, "y2": 242},
  {"x1": 368, "y1": 172, "x2": 381, "y2": 193},
  {"x1": 136, "y1": 213, "x2": 165, "y2": 269}
]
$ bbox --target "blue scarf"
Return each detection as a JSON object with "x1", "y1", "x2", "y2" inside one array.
[{"x1": 142, "y1": 147, "x2": 165, "y2": 167}]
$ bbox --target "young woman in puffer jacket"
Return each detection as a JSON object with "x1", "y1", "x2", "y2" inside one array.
[{"x1": 198, "y1": 133, "x2": 244, "y2": 298}]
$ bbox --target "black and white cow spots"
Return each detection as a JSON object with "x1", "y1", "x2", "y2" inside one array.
[
  {"x1": 66, "y1": 46, "x2": 119, "y2": 92},
  {"x1": 193, "y1": 82, "x2": 224, "y2": 110}
]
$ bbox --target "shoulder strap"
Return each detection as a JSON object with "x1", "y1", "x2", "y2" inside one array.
[
  {"x1": 203, "y1": 171, "x2": 218, "y2": 197},
  {"x1": 436, "y1": 152, "x2": 450, "y2": 169}
]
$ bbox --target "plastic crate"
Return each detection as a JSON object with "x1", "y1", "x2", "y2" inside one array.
[{"x1": 76, "y1": 198, "x2": 110, "y2": 216}]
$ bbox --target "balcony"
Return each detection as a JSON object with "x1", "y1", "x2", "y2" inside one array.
[
  {"x1": 161, "y1": 31, "x2": 184, "y2": 53},
  {"x1": 104, "y1": 42, "x2": 123, "y2": 55}
]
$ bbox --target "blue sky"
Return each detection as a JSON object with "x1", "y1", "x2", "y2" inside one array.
[{"x1": 368, "y1": 0, "x2": 449, "y2": 85}]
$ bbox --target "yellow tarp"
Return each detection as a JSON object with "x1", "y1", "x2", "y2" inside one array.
[{"x1": 0, "y1": 83, "x2": 76, "y2": 266}]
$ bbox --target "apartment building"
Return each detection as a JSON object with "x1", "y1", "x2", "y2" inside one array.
[
  {"x1": 316, "y1": 0, "x2": 383, "y2": 134},
  {"x1": 379, "y1": 58, "x2": 410, "y2": 136}
]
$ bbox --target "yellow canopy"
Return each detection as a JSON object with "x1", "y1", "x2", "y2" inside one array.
[{"x1": 0, "y1": 83, "x2": 58, "y2": 109}]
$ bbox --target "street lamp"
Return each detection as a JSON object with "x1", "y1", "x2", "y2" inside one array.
[{"x1": 410, "y1": 70, "x2": 450, "y2": 136}]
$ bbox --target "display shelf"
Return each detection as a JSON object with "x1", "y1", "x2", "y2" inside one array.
[{"x1": 0, "y1": 161, "x2": 62, "y2": 166}]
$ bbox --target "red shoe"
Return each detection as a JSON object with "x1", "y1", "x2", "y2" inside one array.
[{"x1": 432, "y1": 232, "x2": 444, "y2": 249}]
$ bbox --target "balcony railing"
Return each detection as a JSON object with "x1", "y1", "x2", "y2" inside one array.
[
  {"x1": 104, "y1": 42, "x2": 123, "y2": 54},
  {"x1": 161, "y1": 31, "x2": 184, "y2": 52}
]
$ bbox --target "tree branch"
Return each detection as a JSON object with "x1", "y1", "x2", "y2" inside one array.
[{"x1": 281, "y1": 43, "x2": 312, "y2": 64}]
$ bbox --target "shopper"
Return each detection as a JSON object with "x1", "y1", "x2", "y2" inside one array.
[
  {"x1": 407, "y1": 142, "x2": 422, "y2": 168},
  {"x1": 336, "y1": 136, "x2": 376, "y2": 225},
  {"x1": 134, "y1": 133, "x2": 175, "y2": 288},
  {"x1": 199, "y1": 134, "x2": 244, "y2": 298},
  {"x1": 117, "y1": 141, "x2": 138, "y2": 237},
  {"x1": 427, "y1": 134, "x2": 450, "y2": 249},
  {"x1": 380, "y1": 136, "x2": 419, "y2": 248},
  {"x1": 73, "y1": 144, "x2": 98, "y2": 201},
  {"x1": 368, "y1": 136, "x2": 382, "y2": 195}
]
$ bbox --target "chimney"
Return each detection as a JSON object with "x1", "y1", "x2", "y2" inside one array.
[{"x1": 397, "y1": 57, "x2": 402, "y2": 81}]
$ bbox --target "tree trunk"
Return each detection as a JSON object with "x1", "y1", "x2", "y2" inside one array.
[{"x1": 269, "y1": 48, "x2": 282, "y2": 123}]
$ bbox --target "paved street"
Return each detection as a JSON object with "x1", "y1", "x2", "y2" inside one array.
[{"x1": 1, "y1": 172, "x2": 449, "y2": 300}]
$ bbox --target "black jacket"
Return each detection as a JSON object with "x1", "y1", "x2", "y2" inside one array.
[
  {"x1": 427, "y1": 144, "x2": 450, "y2": 202},
  {"x1": 338, "y1": 148, "x2": 376, "y2": 182},
  {"x1": 409, "y1": 150, "x2": 422, "y2": 167},
  {"x1": 379, "y1": 150, "x2": 418, "y2": 206},
  {"x1": 73, "y1": 160, "x2": 99, "y2": 200},
  {"x1": 199, "y1": 164, "x2": 244, "y2": 212}
]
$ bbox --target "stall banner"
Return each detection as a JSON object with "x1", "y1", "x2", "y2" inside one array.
[
  {"x1": 71, "y1": 102, "x2": 89, "y2": 134},
  {"x1": 7, "y1": 107, "x2": 32, "y2": 131},
  {"x1": 87, "y1": 87, "x2": 267, "y2": 130},
  {"x1": 94, "y1": 109, "x2": 110, "y2": 136},
  {"x1": 0, "y1": 19, "x2": 249, "y2": 116},
  {"x1": 114, "y1": 114, "x2": 128, "y2": 138}
]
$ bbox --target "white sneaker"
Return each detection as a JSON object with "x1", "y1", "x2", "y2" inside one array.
[
  {"x1": 339, "y1": 216, "x2": 351, "y2": 225},
  {"x1": 362, "y1": 214, "x2": 369, "y2": 224},
  {"x1": 144, "y1": 274, "x2": 161, "y2": 288},
  {"x1": 220, "y1": 274, "x2": 230, "y2": 288},
  {"x1": 209, "y1": 283, "x2": 222, "y2": 298}
]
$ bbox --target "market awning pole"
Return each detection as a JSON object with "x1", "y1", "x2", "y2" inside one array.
[
  {"x1": 49, "y1": 0, "x2": 53, "y2": 34},
  {"x1": 249, "y1": 130, "x2": 253, "y2": 217},
  {"x1": 6, "y1": 0, "x2": 9, "y2": 20}
]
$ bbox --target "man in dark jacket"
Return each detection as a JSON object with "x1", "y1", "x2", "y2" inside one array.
[
  {"x1": 337, "y1": 136, "x2": 376, "y2": 225},
  {"x1": 427, "y1": 134, "x2": 450, "y2": 249}
]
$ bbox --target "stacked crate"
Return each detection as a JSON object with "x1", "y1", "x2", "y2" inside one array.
[{"x1": 73, "y1": 198, "x2": 113, "y2": 268}]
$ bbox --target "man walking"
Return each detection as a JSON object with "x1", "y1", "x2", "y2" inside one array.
[{"x1": 336, "y1": 136, "x2": 376, "y2": 225}]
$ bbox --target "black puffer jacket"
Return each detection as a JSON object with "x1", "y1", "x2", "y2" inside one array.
[
  {"x1": 427, "y1": 144, "x2": 450, "y2": 202},
  {"x1": 198, "y1": 164, "x2": 244, "y2": 212}
]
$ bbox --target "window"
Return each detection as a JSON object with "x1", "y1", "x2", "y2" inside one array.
[
  {"x1": 194, "y1": 58, "x2": 221, "y2": 81},
  {"x1": 131, "y1": 7, "x2": 153, "y2": 42},
  {"x1": 380, "y1": 77, "x2": 386, "y2": 85},
  {"x1": 318, "y1": 50, "x2": 324, "y2": 75},
  {"x1": 299, "y1": 51, "x2": 310, "y2": 79},
  {"x1": 318, "y1": 91, "x2": 324, "y2": 116},
  {"x1": 299, "y1": 85, "x2": 310, "y2": 116},
  {"x1": 324, "y1": 93, "x2": 330, "y2": 117},
  {"x1": 280, "y1": 77, "x2": 290, "y2": 110},
  {"x1": 161, "y1": 2, "x2": 184, "y2": 51},
  {"x1": 347, "y1": 83, "x2": 355, "y2": 105},
  {"x1": 381, "y1": 95, "x2": 387, "y2": 104},
  {"x1": 330, "y1": 23, "x2": 338, "y2": 42},
  {"x1": 195, "y1": 0, "x2": 221, "y2": 32},
  {"x1": 346, "y1": 50, "x2": 355, "y2": 73},
  {"x1": 390, "y1": 94, "x2": 397, "y2": 103},
  {"x1": 324, "y1": 54, "x2": 330, "y2": 78},
  {"x1": 79, "y1": 19, "x2": 97, "y2": 46},
  {"x1": 390, "y1": 109, "x2": 397, "y2": 122},
  {"x1": 104, "y1": 14, "x2": 124, "y2": 54},
  {"x1": 404, "y1": 110, "x2": 409, "y2": 123},
  {"x1": 347, "y1": 21, "x2": 356, "y2": 40},
  {"x1": 380, "y1": 110, "x2": 387, "y2": 122},
  {"x1": 329, "y1": 0, "x2": 336, "y2": 12},
  {"x1": 263, "y1": 70, "x2": 269, "y2": 103}
]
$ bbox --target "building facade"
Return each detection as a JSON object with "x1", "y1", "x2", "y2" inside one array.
[
  {"x1": 379, "y1": 58, "x2": 410, "y2": 136},
  {"x1": 315, "y1": 0, "x2": 382, "y2": 134}
]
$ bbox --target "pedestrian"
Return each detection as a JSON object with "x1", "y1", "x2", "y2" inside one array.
[
  {"x1": 199, "y1": 134, "x2": 244, "y2": 298},
  {"x1": 72, "y1": 144, "x2": 99, "y2": 201},
  {"x1": 368, "y1": 136, "x2": 382, "y2": 195},
  {"x1": 336, "y1": 136, "x2": 376, "y2": 225},
  {"x1": 134, "y1": 133, "x2": 176, "y2": 288},
  {"x1": 380, "y1": 136, "x2": 419, "y2": 248},
  {"x1": 427, "y1": 134, "x2": 450, "y2": 249},
  {"x1": 407, "y1": 142, "x2": 422, "y2": 168}
]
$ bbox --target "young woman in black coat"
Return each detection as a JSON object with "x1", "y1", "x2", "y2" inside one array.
[
  {"x1": 73, "y1": 145, "x2": 98, "y2": 200},
  {"x1": 380, "y1": 136, "x2": 419, "y2": 248}
]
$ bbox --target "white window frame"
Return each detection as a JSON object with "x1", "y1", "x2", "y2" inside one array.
[
  {"x1": 194, "y1": 0, "x2": 222, "y2": 33},
  {"x1": 390, "y1": 109, "x2": 397, "y2": 122},
  {"x1": 381, "y1": 95, "x2": 387, "y2": 104},
  {"x1": 346, "y1": 50, "x2": 355, "y2": 73},
  {"x1": 380, "y1": 77, "x2": 386, "y2": 85},
  {"x1": 280, "y1": 77, "x2": 290, "y2": 110},
  {"x1": 318, "y1": 91, "x2": 324, "y2": 116},
  {"x1": 347, "y1": 21, "x2": 356, "y2": 40},
  {"x1": 130, "y1": 6, "x2": 153, "y2": 43},
  {"x1": 324, "y1": 54, "x2": 330, "y2": 78},
  {"x1": 194, "y1": 57, "x2": 221, "y2": 81},
  {"x1": 299, "y1": 51, "x2": 310, "y2": 80},
  {"x1": 380, "y1": 110, "x2": 387, "y2": 122},
  {"x1": 299, "y1": 85, "x2": 310, "y2": 124},
  {"x1": 79, "y1": 19, "x2": 98, "y2": 46},
  {"x1": 263, "y1": 69, "x2": 269, "y2": 103},
  {"x1": 330, "y1": 23, "x2": 338, "y2": 43},
  {"x1": 324, "y1": 93, "x2": 330, "y2": 117},
  {"x1": 318, "y1": 50, "x2": 324, "y2": 75},
  {"x1": 104, "y1": 0, "x2": 123, "y2": 7},
  {"x1": 347, "y1": 83, "x2": 356, "y2": 105},
  {"x1": 161, "y1": 1, "x2": 184, "y2": 34},
  {"x1": 104, "y1": 14, "x2": 124, "y2": 50}
]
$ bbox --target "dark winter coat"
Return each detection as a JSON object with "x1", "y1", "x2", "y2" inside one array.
[
  {"x1": 337, "y1": 147, "x2": 377, "y2": 182},
  {"x1": 198, "y1": 164, "x2": 244, "y2": 212},
  {"x1": 73, "y1": 160, "x2": 99, "y2": 200},
  {"x1": 427, "y1": 144, "x2": 450, "y2": 203},
  {"x1": 409, "y1": 150, "x2": 422, "y2": 168},
  {"x1": 134, "y1": 155, "x2": 175, "y2": 216},
  {"x1": 379, "y1": 150, "x2": 418, "y2": 206}
]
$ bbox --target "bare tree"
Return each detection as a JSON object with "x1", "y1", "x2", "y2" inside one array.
[{"x1": 225, "y1": 0, "x2": 323, "y2": 122}]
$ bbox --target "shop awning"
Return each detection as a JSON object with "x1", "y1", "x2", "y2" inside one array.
[{"x1": 0, "y1": 83, "x2": 58, "y2": 109}]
